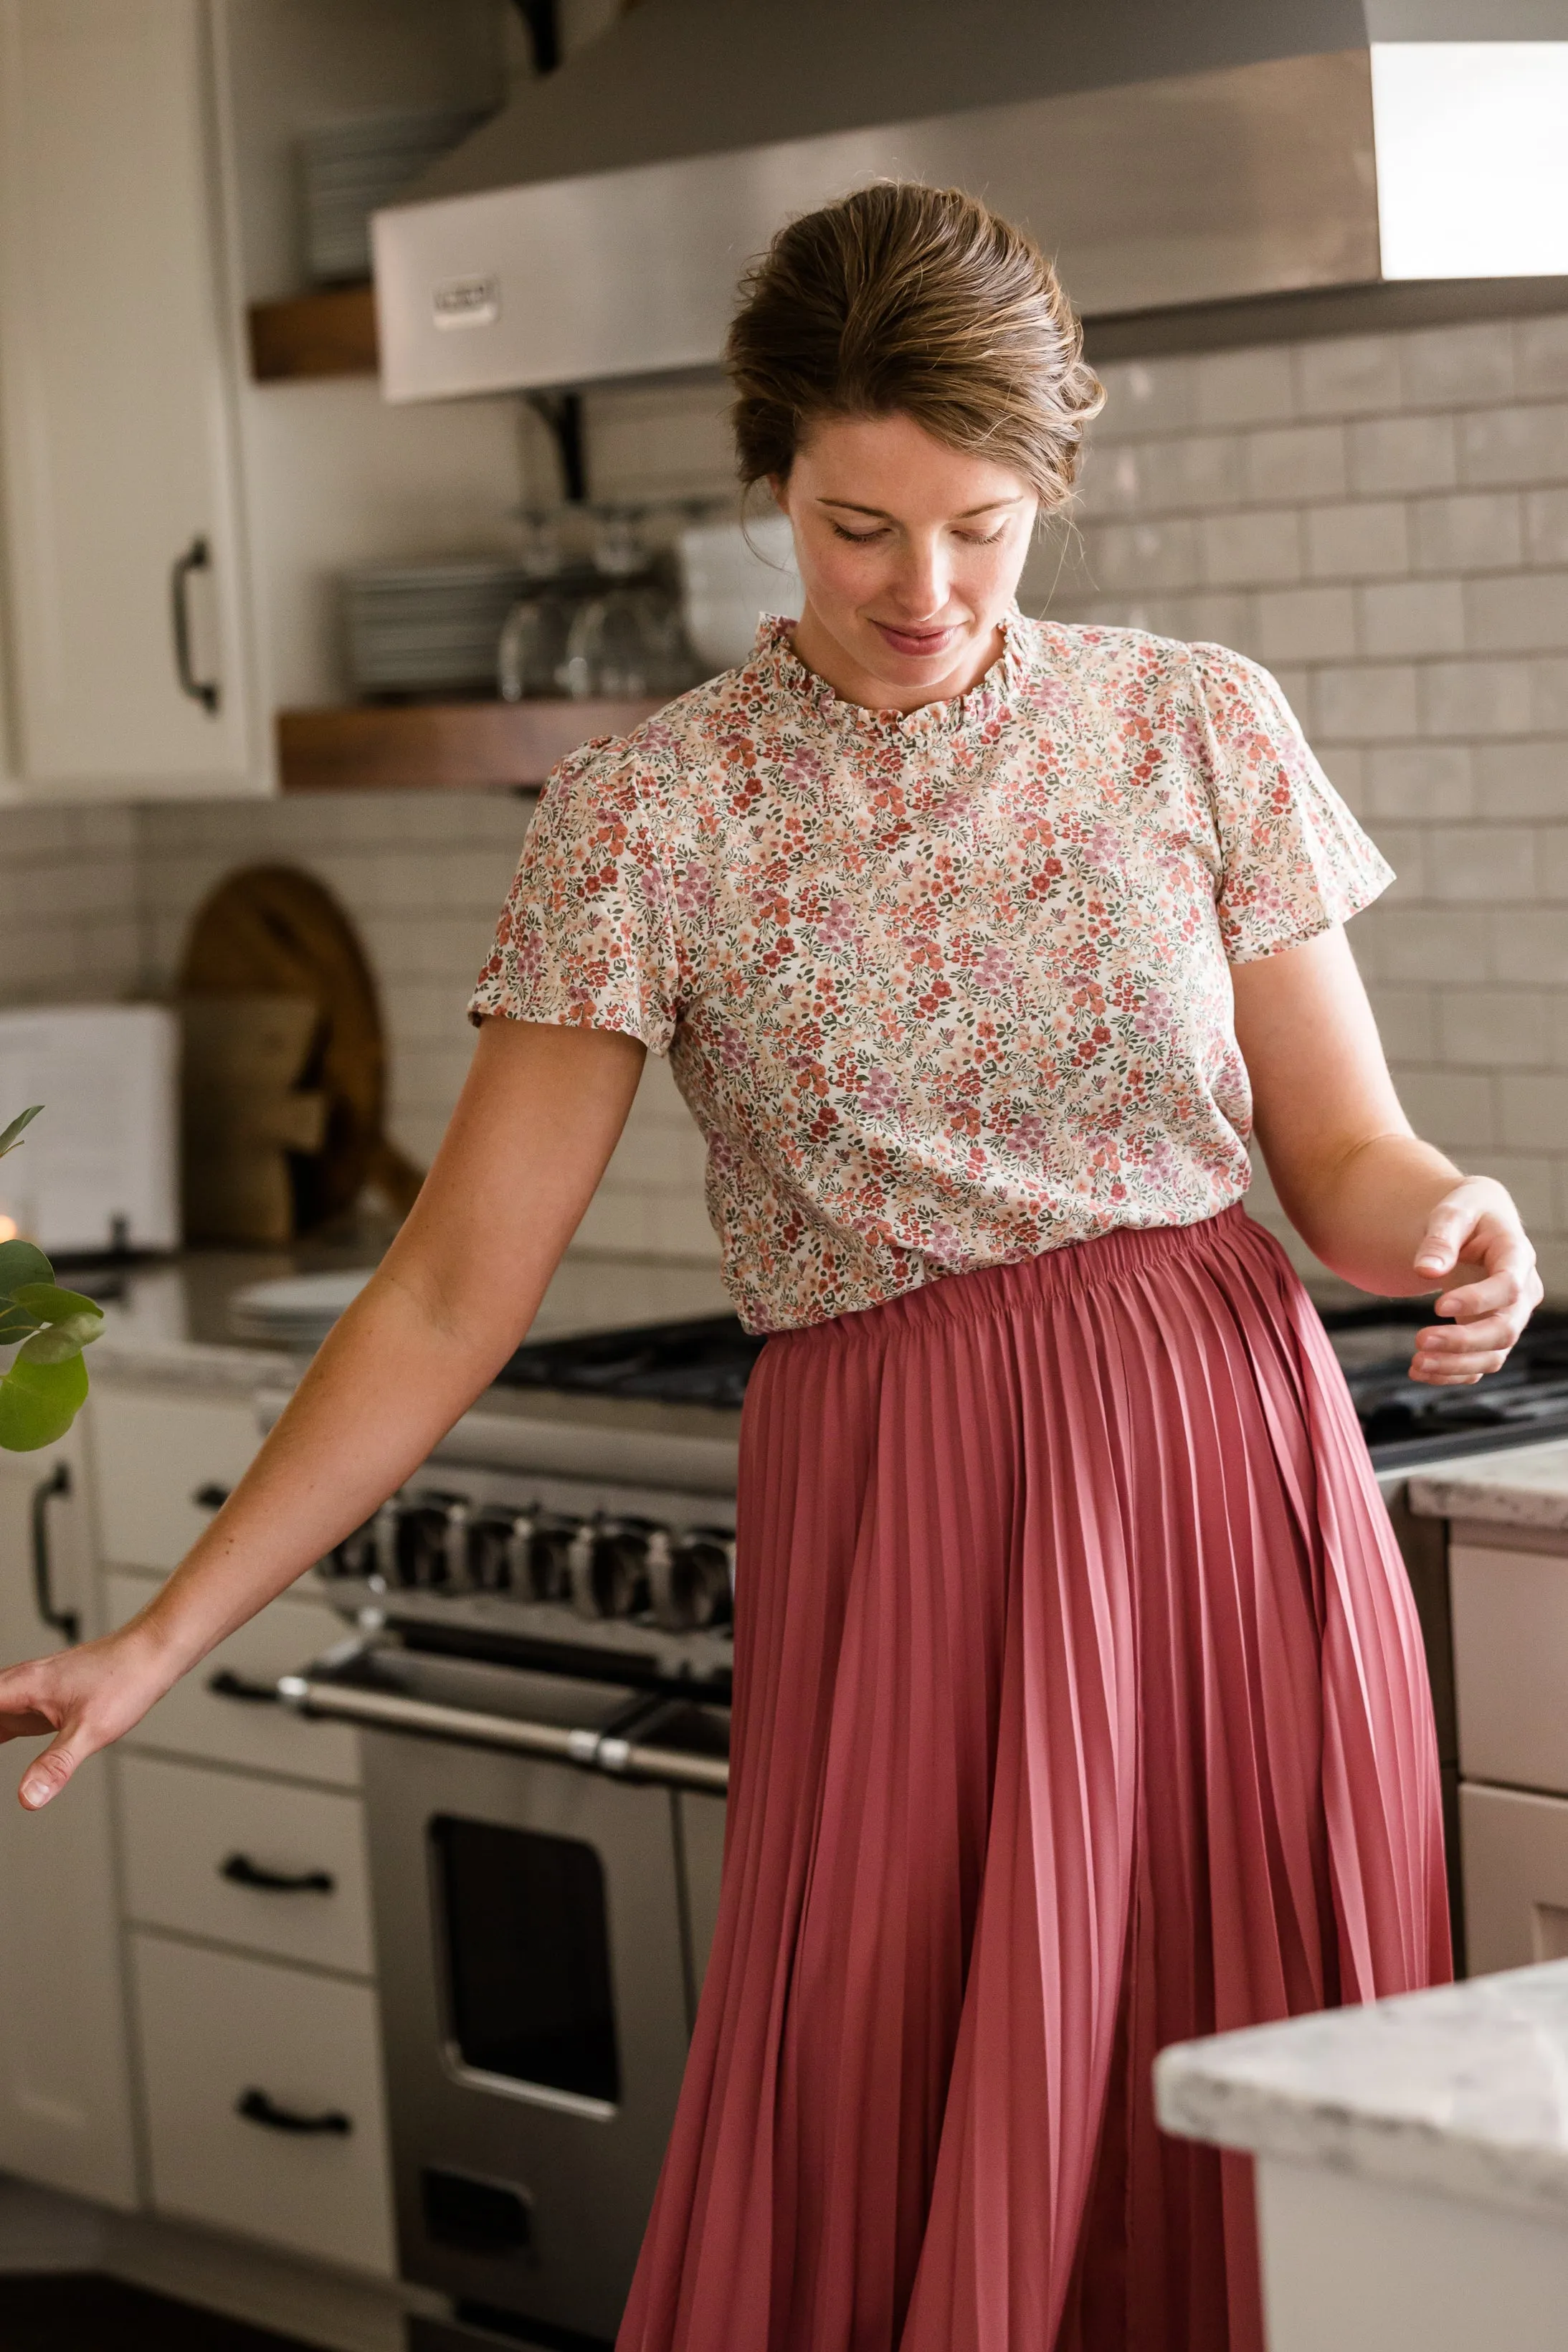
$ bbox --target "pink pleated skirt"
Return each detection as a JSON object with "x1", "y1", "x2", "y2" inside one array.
[{"x1": 617, "y1": 1206, "x2": 1450, "y2": 2352}]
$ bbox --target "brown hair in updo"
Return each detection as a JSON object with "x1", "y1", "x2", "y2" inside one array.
[{"x1": 725, "y1": 181, "x2": 1105, "y2": 512}]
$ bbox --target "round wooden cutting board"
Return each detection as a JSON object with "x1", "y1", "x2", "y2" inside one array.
[{"x1": 178, "y1": 863, "x2": 423, "y2": 1231}]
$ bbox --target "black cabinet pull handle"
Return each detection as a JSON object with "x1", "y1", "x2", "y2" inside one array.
[
  {"x1": 207, "y1": 1668, "x2": 280, "y2": 1705},
  {"x1": 31, "y1": 1464, "x2": 79, "y2": 1646},
  {"x1": 220, "y1": 1851, "x2": 336, "y2": 1896},
  {"x1": 171, "y1": 536, "x2": 220, "y2": 715},
  {"x1": 192, "y1": 1482, "x2": 232, "y2": 1511},
  {"x1": 235, "y1": 2087, "x2": 351, "y2": 2137}
]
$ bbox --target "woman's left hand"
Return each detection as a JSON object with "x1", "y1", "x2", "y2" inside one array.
[{"x1": 1409, "y1": 1176, "x2": 1542, "y2": 1386}]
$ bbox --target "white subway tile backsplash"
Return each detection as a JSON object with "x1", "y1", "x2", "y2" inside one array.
[
  {"x1": 1400, "y1": 321, "x2": 1515, "y2": 409},
  {"x1": 1359, "y1": 579, "x2": 1465, "y2": 658},
  {"x1": 1349, "y1": 414, "x2": 1458, "y2": 495},
  {"x1": 1192, "y1": 345, "x2": 1296, "y2": 427},
  {"x1": 1395, "y1": 1068, "x2": 1496, "y2": 1150},
  {"x1": 1438, "y1": 989, "x2": 1546, "y2": 1066},
  {"x1": 1094, "y1": 356, "x2": 1197, "y2": 440},
  {"x1": 1420, "y1": 659, "x2": 1537, "y2": 738},
  {"x1": 1410, "y1": 491, "x2": 1524, "y2": 576},
  {"x1": 1458, "y1": 404, "x2": 1568, "y2": 490},
  {"x1": 1465, "y1": 571, "x2": 1568, "y2": 655},
  {"x1": 1492, "y1": 909, "x2": 1568, "y2": 986},
  {"x1": 1198, "y1": 509, "x2": 1303, "y2": 587},
  {"x1": 1254, "y1": 584, "x2": 1356, "y2": 663},
  {"x1": 1295, "y1": 333, "x2": 1403, "y2": 417},
  {"x1": 1525, "y1": 490, "x2": 1568, "y2": 568},
  {"x1": 1316, "y1": 663, "x2": 1420, "y2": 739},
  {"x1": 1244, "y1": 423, "x2": 1348, "y2": 503},
  {"x1": 1422, "y1": 825, "x2": 1536, "y2": 902},
  {"x1": 1365, "y1": 744, "x2": 1474, "y2": 820},
  {"x1": 1500, "y1": 1073, "x2": 1568, "y2": 1152},
  {"x1": 1516, "y1": 315, "x2": 1568, "y2": 397},
  {"x1": 1083, "y1": 519, "x2": 1202, "y2": 591},
  {"x1": 1305, "y1": 501, "x2": 1410, "y2": 580},
  {"x1": 1475, "y1": 741, "x2": 1568, "y2": 819},
  {"x1": 1364, "y1": 909, "x2": 1491, "y2": 983},
  {"x1": 1367, "y1": 985, "x2": 1437, "y2": 1062}
]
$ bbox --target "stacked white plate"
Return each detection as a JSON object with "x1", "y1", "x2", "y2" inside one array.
[
  {"x1": 229, "y1": 1270, "x2": 372, "y2": 1350},
  {"x1": 299, "y1": 107, "x2": 492, "y2": 285},
  {"x1": 343, "y1": 559, "x2": 533, "y2": 698}
]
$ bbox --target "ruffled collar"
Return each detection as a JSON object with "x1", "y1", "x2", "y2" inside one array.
[{"x1": 748, "y1": 608, "x2": 1035, "y2": 741}]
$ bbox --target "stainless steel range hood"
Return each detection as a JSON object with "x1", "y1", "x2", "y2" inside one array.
[{"x1": 371, "y1": 0, "x2": 1568, "y2": 402}]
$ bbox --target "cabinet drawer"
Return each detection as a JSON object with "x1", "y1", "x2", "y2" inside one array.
[
  {"x1": 1460, "y1": 1780, "x2": 1568, "y2": 1978},
  {"x1": 90, "y1": 1388, "x2": 262, "y2": 1570},
  {"x1": 1452, "y1": 1542, "x2": 1568, "y2": 1796},
  {"x1": 106, "y1": 1575, "x2": 358, "y2": 1788},
  {"x1": 132, "y1": 1931, "x2": 394, "y2": 2277},
  {"x1": 119, "y1": 1753, "x2": 373, "y2": 1976}
]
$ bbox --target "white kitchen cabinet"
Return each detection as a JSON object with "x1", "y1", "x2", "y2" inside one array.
[
  {"x1": 0, "y1": 0, "x2": 257, "y2": 794},
  {"x1": 0, "y1": 1430, "x2": 139, "y2": 2208},
  {"x1": 87, "y1": 1382, "x2": 264, "y2": 1571},
  {"x1": 132, "y1": 1929, "x2": 396, "y2": 2276},
  {"x1": 1451, "y1": 1539, "x2": 1568, "y2": 1796},
  {"x1": 1460, "y1": 1780, "x2": 1568, "y2": 1977}
]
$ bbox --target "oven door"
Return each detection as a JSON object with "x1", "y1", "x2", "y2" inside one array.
[{"x1": 294, "y1": 1644, "x2": 727, "y2": 2346}]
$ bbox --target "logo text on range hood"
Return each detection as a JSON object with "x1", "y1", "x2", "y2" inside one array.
[{"x1": 432, "y1": 277, "x2": 500, "y2": 332}]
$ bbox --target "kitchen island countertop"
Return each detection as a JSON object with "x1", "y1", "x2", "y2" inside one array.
[
  {"x1": 1407, "y1": 1438, "x2": 1568, "y2": 1537},
  {"x1": 1156, "y1": 1957, "x2": 1568, "y2": 2227}
]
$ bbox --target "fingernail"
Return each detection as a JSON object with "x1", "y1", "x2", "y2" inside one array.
[{"x1": 20, "y1": 1778, "x2": 49, "y2": 1809}]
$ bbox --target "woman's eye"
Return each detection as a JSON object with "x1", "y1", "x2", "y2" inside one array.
[
  {"x1": 957, "y1": 526, "x2": 1009, "y2": 546},
  {"x1": 830, "y1": 523, "x2": 888, "y2": 544}
]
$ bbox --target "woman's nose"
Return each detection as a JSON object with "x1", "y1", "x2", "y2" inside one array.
[{"x1": 888, "y1": 539, "x2": 949, "y2": 620}]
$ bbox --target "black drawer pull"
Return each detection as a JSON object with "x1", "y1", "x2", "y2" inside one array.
[
  {"x1": 220, "y1": 1851, "x2": 336, "y2": 1896},
  {"x1": 207, "y1": 1668, "x2": 280, "y2": 1706},
  {"x1": 236, "y1": 2087, "x2": 351, "y2": 2137},
  {"x1": 192, "y1": 1483, "x2": 231, "y2": 1511}
]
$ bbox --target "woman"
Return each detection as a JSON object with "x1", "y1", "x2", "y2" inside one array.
[{"x1": 0, "y1": 185, "x2": 1540, "y2": 2351}]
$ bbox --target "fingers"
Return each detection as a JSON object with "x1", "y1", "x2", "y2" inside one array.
[
  {"x1": 19, "y1": 1736, "x2": 80, "y2": 1811},
  {"x1": 1413, "y1": 1195, "x2": 1476, "y2": 1279}
]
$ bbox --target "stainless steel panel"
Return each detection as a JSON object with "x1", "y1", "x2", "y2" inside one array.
[
  {"x1": 362, "y1": 1724, "x2": 691, "y2": 2341},
  {"x1": 374, "y1": 51, "x2": 1378, "y2": 400}
]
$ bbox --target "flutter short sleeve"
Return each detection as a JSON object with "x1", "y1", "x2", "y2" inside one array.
[
  {"x1": 468, "y1": 741, "x2": 682, "y2": 1053},
  {"x1": 1192, "y1": 641, "x2": 1394, "y2": 964}
]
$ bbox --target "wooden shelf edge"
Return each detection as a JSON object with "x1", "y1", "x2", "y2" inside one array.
[
  {"x1": 277, "y1": 699, "x2": 665, "y2": 794},
  {"x1": 248, "y1": 284, "x2": 380, "y2": 381}
]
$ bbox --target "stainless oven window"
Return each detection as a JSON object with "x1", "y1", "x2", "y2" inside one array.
[{"x1": 432, "y1": 1815, "x2": 621, "y2": 2105}]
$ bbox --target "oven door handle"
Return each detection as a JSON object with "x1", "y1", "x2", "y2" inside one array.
[{"x1": 277, "y1": 1672, "x2": 729, "y2": 1793}]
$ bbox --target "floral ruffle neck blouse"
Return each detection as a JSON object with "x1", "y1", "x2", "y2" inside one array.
[{"x1": 471, "y1": 613, "x2": 1391, "y2": 1333}]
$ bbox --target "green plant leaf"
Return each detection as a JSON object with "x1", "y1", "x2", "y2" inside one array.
[
  {"x1": 0, "y1": 1350, "x2": 87, "y2": 1451},
  {"x1": 12, "y1": 1283, "x2": 103, "y2": 1325},
  {"x1": 18, "y1": 1314, "x2": 103, "y2": 1365},
  {"x1": 0, "y1": 1238, "x2": 53, "y2": 1299},
  {"x1": 0, "y1": 1105, "x2": 42, "y2": 1160},
  {"x1": 0, "y1": 1305, "x2": 38, "y2": 1345}
]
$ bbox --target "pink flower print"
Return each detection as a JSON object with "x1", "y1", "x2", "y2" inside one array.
[
  {"x1": 1132, "y1": 987, "x2": 1175, "y2": 1045},
  {"x1": 974, "y1": 942, "x2": 1017, "y2": 996},
  {"x1": 675, "y1": 860, "x2": 713, "y2": 920},
  {"x1": 816, "y1": 898, "x2": 859, "y2": 953},
  {"x1": 859, "y1": 1066, "x2": 904, "y2": 1127}
]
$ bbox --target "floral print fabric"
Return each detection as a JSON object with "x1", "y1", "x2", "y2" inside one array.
[{"x1": 470, "y1": 615, "x2": 1392, "y2": 1333}]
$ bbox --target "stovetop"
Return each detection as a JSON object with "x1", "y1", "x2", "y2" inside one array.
[{"x1": 495, "y1": 1301, "x2": 1568, "y2": 1472}]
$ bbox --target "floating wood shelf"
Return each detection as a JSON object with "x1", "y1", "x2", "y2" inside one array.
[
  {"x1": 277, "y1": 698, "x2": 664, "y2": 794},
  {"x1": 248, "y1": 283, "x2": 379, "y2": 381}
]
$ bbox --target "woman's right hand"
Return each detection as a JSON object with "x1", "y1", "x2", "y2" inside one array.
[{"x1": 0, "y1": 1624, "x2": 180, "y2": 1809}]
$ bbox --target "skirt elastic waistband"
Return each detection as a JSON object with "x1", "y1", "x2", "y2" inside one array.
[{"x1": 768, "y1": 1204, "x2": 1266, "y2": 1357}]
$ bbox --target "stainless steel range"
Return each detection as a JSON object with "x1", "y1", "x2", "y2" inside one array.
[
  {"x1": 280, "y1": 1317, "x2": 754, "y2": 2352},
  {"x1": 278, "y1": 1296, "x2": 1568, "y2": 2351}
]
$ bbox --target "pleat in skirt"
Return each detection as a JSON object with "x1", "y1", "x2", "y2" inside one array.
[{"x1": 617, "y1": 1205, "x2": 1451, "y2": 2352}]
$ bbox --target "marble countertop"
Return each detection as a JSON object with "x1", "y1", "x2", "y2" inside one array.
[
  {"x1": 1156, "y1": 1960, "x2": 1568, "y2": 2224},
  {"x1": 1407, "y1": 1439, "x2": 1568, "y2": 1535}
]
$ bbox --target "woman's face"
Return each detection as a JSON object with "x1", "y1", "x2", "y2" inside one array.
[{"x1": 772, "y1": 411, "x2": 1037, "y2": 711}]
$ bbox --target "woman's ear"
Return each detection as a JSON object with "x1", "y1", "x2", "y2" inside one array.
[{"x1": 767, "y1": 474, "x2": 790, "y2": 516}]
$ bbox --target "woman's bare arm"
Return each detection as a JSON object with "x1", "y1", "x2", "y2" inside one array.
[
  {"x1": 0, "y1": 1017, "x2": 646, "y2": 1808},
  {"x1": 1232, "y1": 924, "x2": 1540, "y2": 1387}
]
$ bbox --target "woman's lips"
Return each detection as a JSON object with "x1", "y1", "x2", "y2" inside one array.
[{"x1": 870, "y1": 619, "x2": 964, "y2": 659}]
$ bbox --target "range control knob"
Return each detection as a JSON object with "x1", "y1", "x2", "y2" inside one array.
[
  {"x1": 467, "y1": 1508, "x2": 529, "y2": 1595},
  {"x1": 395, "y1": 1495, "x2": 467, "y2": 1590},
  {"x1": 569, "y1": 1517, "x2": 653, "y2": 1620},
  {"x1": 650, "y1": 1530, "x2": 735, "y2": 1631},
  {"x1": 525, "y1": 1514, "x2": 579, "y2": 1603}
]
